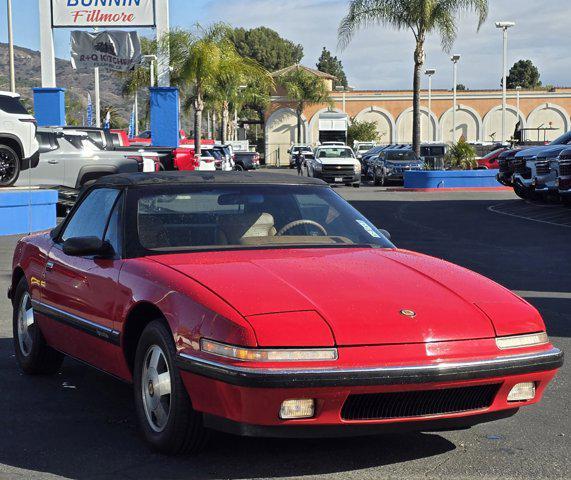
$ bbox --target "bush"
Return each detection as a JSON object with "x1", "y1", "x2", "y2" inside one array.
[
  {"x1": 446, "y1": 137, "x2": 477, "y2": 170},
  {"x1": 347, "y1": 119, "x2": 378, "y2": 147}
]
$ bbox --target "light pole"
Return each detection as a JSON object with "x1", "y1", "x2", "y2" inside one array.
[
  {"x1": 496, "y1": 21, "x2": 515, "y2": 143},
  {"x1": 7, "y1": 0, "x2": 15, "y2": 92},
  {"x1": 451, "y1": 55, "x2": 460, "y2": 143},
  {"x1": 516, "y1": 85, "x2": 522, "y2": 141},
  {"x1": 425, "y1": 69, "x2": 436, "y2": 142}
]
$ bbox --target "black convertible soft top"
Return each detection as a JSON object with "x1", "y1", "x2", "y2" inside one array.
[{"x1": 94, "y1": 171, "x2": 327, "y2": 187}]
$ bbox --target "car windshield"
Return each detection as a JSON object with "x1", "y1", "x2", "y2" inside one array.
[
  {"x1": 318, "y1": 148, "x2": 354, "y2": 158},
  {"x1": 386, "y1": 151, "x2": 418, "y2": 162},
  {"x1": 420, "y1": 146, "x2": 445, "y2": 156},
  {"x1": 293, "y1": 147, "x2": 312, "y2": 153},
  {"x1": 132, "y1": 185, "x2": 393, "y2": 254}
]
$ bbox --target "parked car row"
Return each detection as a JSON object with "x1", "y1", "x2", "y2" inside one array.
[{"x1": 496, "y1": 131, "x2": 571, "y2": 204}]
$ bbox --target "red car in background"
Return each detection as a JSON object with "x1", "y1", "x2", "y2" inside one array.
[
  {"x1": 477, "y1": 147, "x2": 508, "y2": 169},
  {"x1": 10, "y1": 172, "x2": 563, "y2": 454}
]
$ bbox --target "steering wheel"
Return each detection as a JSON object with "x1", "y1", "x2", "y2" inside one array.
[{"x1": 277, "y1": 220, "x2": 328, "y2": 236}]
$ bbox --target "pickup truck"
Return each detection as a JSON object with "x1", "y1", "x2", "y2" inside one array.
[
  {"x1": 305, "y1": 145, "x2": 361, "y2": 187},
  {"x1": 15, "y1": 128, "x2": 158, "y2": 190}
]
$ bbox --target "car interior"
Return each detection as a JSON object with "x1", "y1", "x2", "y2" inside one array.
[{"x1": 135, "y1": 188, "x2": 380, "y2": 251}]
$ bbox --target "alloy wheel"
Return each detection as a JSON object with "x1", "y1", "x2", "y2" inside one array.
[
  {"x1": 17, "y1": 292, "x2": 34, "y2": 357},
  {"x1": 141, "y1": 344, "x2": 172, "y2": 433},
  {"x1": 0, "y1": 149, "x2": 18, "y2": 185}
]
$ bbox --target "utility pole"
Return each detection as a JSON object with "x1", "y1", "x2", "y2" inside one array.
[
  {"x1": 496, "y1": 21, "x2": 515, "y2": 143},
  {"x1": 7, "y1": 0, "x2": 16, "y2": 92},
  {"x1": 425, "y1": 69, "x2": 436, "y2": 142},
  {"x1": 451, "y1": 55, "x2": 461, "y2": 143}
]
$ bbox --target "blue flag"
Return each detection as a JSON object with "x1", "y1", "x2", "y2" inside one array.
[
  {"x1": 104, "y1": 110, "x2": 111, "y2": 130},
  {"x1": 86, "y1": 93, "x2": 93, "y2": 127},
  {"x1": 128, "y1": 104, "x2": 136, "y2": 138}
]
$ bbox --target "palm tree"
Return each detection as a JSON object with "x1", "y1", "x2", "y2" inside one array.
[
  {"x1": 207, "y1": 47, "x2": 273, "y2": 143},
  {"x1": 338, "y1": 0, "x2": 488, "y2": 156},
  {"x1": 278, "y1": 68, "x2": 332, "y2": 144},
  {"x1": 163, "y1": 24, "x2": 230, "y2": 154}
]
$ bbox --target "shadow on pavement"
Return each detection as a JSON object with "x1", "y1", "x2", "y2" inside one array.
[{"x1": 0, "y1": 337, "x2": 455, "y2": 479}]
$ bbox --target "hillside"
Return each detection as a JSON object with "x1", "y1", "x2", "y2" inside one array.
[{"x1": 0, "y1": 43, "x2": 133, "y2": 126}]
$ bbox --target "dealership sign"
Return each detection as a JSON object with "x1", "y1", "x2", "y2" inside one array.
[
  {"x1": 71, "y1": 30, "x2": 142, "y2": 72},
  {"x1": 51, "y1": 0, "x2": 156, "y2": 28}
]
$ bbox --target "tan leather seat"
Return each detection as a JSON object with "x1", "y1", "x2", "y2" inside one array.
[{"x1": 218, "y1": 213, "x2": 277, "y2": 244}]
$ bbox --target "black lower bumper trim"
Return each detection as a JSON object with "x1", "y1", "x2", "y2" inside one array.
[
  {"x1": 202, "y1": 409, "x2": 519, "y2": 438},
  {"x1": 175, "y1": 348, "x2": 563, "y2": 388}
]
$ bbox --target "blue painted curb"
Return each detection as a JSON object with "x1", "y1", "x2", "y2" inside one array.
[
  {"x1": 404, "y1": 169, "x2": 502, "y2": 189},
  {"x1": 0, "y1": 189, "x2": 58, "y2": 236}
]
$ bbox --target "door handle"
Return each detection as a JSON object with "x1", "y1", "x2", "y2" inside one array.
[
  {"x1": 46, "y1": 261, "x2": 54, "y2": 271},
  {"x1": 47, "y1": 160, "x2": 59, "y2": 164}
]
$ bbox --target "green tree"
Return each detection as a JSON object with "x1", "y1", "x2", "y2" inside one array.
[
  {"x1": 446, "y1": 136, "x2": 477, "y2": 170},
  {"x1": 456, "y1": 83, "x2": 467, "y2": 91},
  {"x1": 347, "y1": 119, "x2": 378, "y2": 146},
  {"x1": 163, "y1": 24, "x2": 231, "y2": 154},
  {"x1": 277, "y1": 68, "x2": 333, "y2": 144},
  {"x1": 316, "y1": 47, "x2": 348, "y2": 88},
  {"x1": 339, "y1": 0, "x2": 488, "y2": 157},
  {"x1": 229, "y1": 26, "x2": 303, "y2": 71},
  {"x1": 506, "y1": 59, "x2": 541, "y2": 89}
]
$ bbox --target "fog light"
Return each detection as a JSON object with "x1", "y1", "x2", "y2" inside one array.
[
  {"x1": 507, "y1": 382, "x2": 536, "y2": 402},
  {"x1": 279, "y1": 399, "x2": 315, "y2": 419}
]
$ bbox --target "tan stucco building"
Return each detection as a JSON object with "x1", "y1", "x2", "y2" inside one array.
[{"x1": 265, "y1": 66, "x2": 571, "y2": 166}]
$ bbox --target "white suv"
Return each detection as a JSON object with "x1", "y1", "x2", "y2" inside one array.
[
  {"x1": 0, "y1": 92, "x2": 39, "y2": 187},
  {"x1": 305, "y1": 145, "x2": 361, "y2": 187}
]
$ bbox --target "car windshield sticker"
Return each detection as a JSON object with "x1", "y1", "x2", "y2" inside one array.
[{"x1": 356, "y1": 219, "x2": 381, "y2": 238}]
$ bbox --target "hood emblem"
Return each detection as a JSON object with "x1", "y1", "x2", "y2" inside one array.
[{"x1": 400, "y1": 309, "x2": 416, "y2": 318}]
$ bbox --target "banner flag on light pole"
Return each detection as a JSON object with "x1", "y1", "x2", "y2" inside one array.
[
  {"x1": 128, "y1": 104, "x2": 136, "y2": 138},
  {"x1": 86, "y1": 93, "x2": 93, "y2": 126},
  {"x1": 104, "y1": 109, "x2": 111, "y2": 130}
]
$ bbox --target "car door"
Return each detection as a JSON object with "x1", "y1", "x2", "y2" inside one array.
[
  {"x1": 24, "y1": 132, "x2": 65, "y2": 186},
  {"x1": 39, "y1": 187, "x2": 125, "y2": 372}
]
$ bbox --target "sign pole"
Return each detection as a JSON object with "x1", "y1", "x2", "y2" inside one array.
[
  {"x1": 39, "y1": 0, "x2": 56, "y2": 87},
  {"x1": 156, "y1": 0, "x2": 170, "y2": 87},
  {"x1": 7, "y1": 0, "x2": 15, "y2": 92}
]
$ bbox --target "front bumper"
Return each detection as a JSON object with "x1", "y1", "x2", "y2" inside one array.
[
  {"x1": 496, "y1": 171, "x2": 513, "y2": 186},
  {"x1": 314, "y1": 171, "x2": 360, "y2": 185},
  {"x1": 177, "y1": 346, "x2": 562, "y2": 435},
  {"x1": 177, "y1": 347, "x2": 562, "y2": 388}
]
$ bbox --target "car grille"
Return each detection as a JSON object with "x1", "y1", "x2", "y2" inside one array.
[
  {"x1": 341, "y1": 384, "x2": 500, "y2": 420},
  {"x1": 560, "y1": 162, "x2": 571, "y2": 176},
  {"x1": 535, "y1": 161, "x2": 550, "y2": 176},
  {"x1": 498, "y1": 159, "x2": 510, "y2": 173},
  {"x1": 322, "y1": 164, "x2": 355, "y2": 175}
]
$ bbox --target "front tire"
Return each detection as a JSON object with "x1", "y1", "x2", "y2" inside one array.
[
  {"x1": 0, "y1": 144, "x2": 21, "y2": 187},
  {"x1": 513, "y1": 183, "x2": 531, "y2": 200},
  {"x1": 133, "y1": 320, "x2": 207, "y2": 455},
  {"x1": 12, "y1": 278, "x2": 64, "y2": 375}
]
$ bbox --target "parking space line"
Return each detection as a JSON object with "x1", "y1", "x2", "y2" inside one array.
[
  {"x1": 513, "y1": 290, "x2": 571, "y2": 299},
  {"x1": 488, "y1": 203, "x2": 571, "y2": 228}
]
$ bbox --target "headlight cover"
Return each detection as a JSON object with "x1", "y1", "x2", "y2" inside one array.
[
  {"x1": 496, "y1": 332, "x2": 549, "y2": 350},
  {"x1": 200, "y1": 339, "x2": 338, "y2": 362}
]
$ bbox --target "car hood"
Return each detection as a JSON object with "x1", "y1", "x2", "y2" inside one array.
[
  {"x1": 515, "y1": 145, "x2": 563, "y2": 159},
  {"x1": 152, "y1": 248, "x2": 542, "y2": 346},
  {"x1": 316, "y1": 158, "x2": 356, "y2": 164}
]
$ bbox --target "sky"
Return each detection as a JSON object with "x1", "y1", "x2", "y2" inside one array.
[{"x1": 1, "y1": 0, "x2": 570, "y2": 91}]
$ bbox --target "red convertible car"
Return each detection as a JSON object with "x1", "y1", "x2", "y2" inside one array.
[{"x1": 10, "y1": 172, "x2": 563, "y2": 454}]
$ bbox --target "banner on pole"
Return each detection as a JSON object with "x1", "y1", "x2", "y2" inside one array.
[
  {"x1": 86, "y1": 92, "x2": 93, "y2": 126},
  {"x1": 51, "y1": 0, "x2": 156, "y2": 28},
  {"x1": 71, "y1": 30, "x2": 142, "y2": 72}
]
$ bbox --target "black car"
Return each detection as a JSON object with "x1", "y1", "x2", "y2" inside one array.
[
  {"x1": 234, "y1": 151, "x2": 261, "y2": 171},
  {"x1": 360, "y1": 145, "x2": 390, "y2": 176},
  {"x1": 369, "y1": 149, "x2": 425, "y2": 186}
]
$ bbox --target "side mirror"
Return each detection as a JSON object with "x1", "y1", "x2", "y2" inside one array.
[
  {"x1": 63, "y1": 237, "x2": 113, "y2": 257},
  {"x1": 379, "y1": 229, "x2": 391, "y2": 240},
  {"x1": 287, "y1": 149, "x2": 291, "y2": 154}
]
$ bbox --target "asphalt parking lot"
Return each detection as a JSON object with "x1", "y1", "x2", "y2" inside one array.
[{"x1": 0, "y1": 173, "x2": 569, "y2": 480}]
